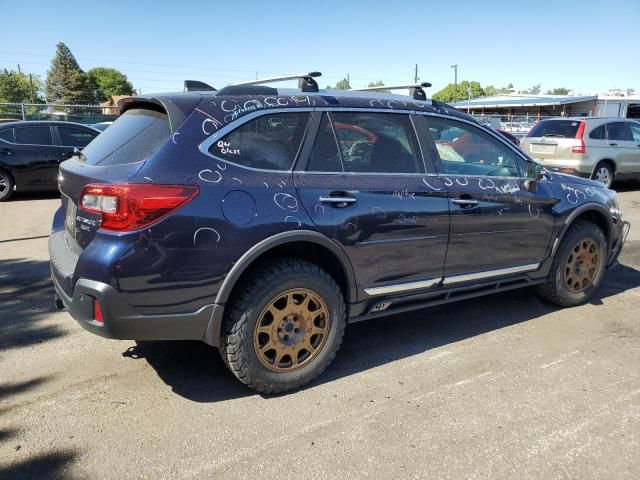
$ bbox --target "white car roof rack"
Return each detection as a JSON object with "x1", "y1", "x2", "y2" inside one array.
[
  {"x1": 230, "y1": 72, "x2": 321, "y2": 93},
  {"x1": 353, "y1": 82, "x2": 432, "y2": 101}
]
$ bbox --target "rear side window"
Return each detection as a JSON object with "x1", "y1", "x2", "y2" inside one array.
[
  {"x1": 0, "y1": 128, "x2": 14, "y2": 143},
  {"x1": 527, "y1": 120, "x2": 580, "y2": 138},
  {"x1": 606, "y1": 122, "x2": 633, "y2": 141},
  {"x1": 589, "y1": 125, "x2": 606, "y2": 140},
  {"x1": 629, "y1": 122, "x2": 640, "y2": 142},
  {"x1": 306, "y1": 112, "x2": 423, "y2": 174},
  {"x1": 14, "y1": 126, "x2": 52, "y2": 145},
  {"x1": 210, "y1": 112, "x2": 310, "y2": 170},
  {"x1": 80, "y1": 108, "x2": 170, "y2": 166},
  {"x1": 58, "y1": 126, "x2": 98, "y2": 148}
]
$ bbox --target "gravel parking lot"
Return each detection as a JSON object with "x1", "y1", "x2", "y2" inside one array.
[{"x1": 1, "y1": 186, "x2": 639, "y2": 479}]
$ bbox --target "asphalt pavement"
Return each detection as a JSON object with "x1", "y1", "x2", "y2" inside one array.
[{"x1": 1, "y1": 186, "x2": 639, "y2": 479}]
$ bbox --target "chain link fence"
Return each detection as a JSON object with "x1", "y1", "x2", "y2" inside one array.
[{"x1": 0, "y1": 103, "x2": 118, "y2": 124}]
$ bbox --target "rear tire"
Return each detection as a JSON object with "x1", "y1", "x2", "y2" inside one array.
[
  {"x1": 535, "y1": 220, "x2": 607, "y2": 307},
  {"x1": 591, "y1": 162, "x2": 614, "y2": 188},
  {"x1": 0, "y1": 169, "x2": 14, "y2": 201},
  {"x1": 220, "y1": 258, "x2": 346, "y2": 394}
]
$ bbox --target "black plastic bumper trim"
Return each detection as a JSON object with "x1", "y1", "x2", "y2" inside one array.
[{"x1": 53, "y1": 275, "x2": 218, "y2": 343}]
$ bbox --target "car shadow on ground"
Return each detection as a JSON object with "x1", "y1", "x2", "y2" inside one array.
[
  {"x1": 0, "y1": 376, "x2": 79, "y2": 478},
  {"x1": 125, "y1": 249, "x2": 640, "y2": 403},
  {"x1": 4, "y1": 191, "x2": 60, "y2": 202},
  {"x1": 0, "y1": 258, "x2": 65, "y2": 351}
]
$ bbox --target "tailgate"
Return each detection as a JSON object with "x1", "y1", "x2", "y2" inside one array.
[{"x1": 59, "y1": 107, "x2": 172, "y2": 250}]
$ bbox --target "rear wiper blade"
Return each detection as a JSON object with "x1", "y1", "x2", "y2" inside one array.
[{"x1": 542, "y1": 134, "x2": 564, "y2": 138}]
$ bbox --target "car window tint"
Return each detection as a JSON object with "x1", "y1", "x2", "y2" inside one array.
[
  {"x1": 627, "y1": 122, "x2": 640, "y2": 142},
  {"x1": 210, "y1": 112, "x2": 310, "y2": 170},
  {"x1": 58, "y1": 126, "x2": 98, "y2": 147},
  {"x1": 606, "y1": 122, "x2": 633, "y2": 141},
  {"x1": 425, "y1": 116, "x2": 521, "y2": 177},
  {"x1": 0, "y1": 128, "x2": 14, "y2": 143},
  {"x1": 81, "y1": 109, "x2": 170, "y2": 166},
  {"x1": 589, "y1": 125, "x2": 606, "y2": 140},
  {"x1": 528, "y1": 120, "x2": 580, "y2": 138},
  {"x1": 14, "y1": 126, "x2": 52, "y2": 145},
  {"x1": 329, "y1": 112, "x2": 423, "y2": 174},
  {"x1": 307, "y1": 113, "x2": 343, "y2": 172}
]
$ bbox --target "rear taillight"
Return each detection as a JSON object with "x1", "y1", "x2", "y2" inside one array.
[
  {"x1": 572, "y1": 121, "x2": 586, "y2": 154},
  {"x1": 93, "y1": 298, "x2": 104, "y2": 324},
  {"x1": 79, "y1": 184, "x2": 199, "y2": 231}
]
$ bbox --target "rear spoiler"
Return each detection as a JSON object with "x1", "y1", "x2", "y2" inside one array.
[{"x1": 117, "y1": 95, "x2": 202, "y2": 133}]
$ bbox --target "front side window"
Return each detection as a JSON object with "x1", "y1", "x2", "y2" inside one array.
[
  {"x1": 425, "y1": 116, "x2": 521, "y2": 177},
  {"x1": 306, "y1": 112, "x2": 423, "y2": 174},
  {"x1": 58, "y1": 127, "x2": 98, "y2": 147},
  {"x1": 0, "y1": 128, "x2": 14, "y2": 143},
  {"x1": 606, "y1": 122, "x2": 633, "y2": 141},
  {"x1": 209, "y1": 112, "x2": 310, "y2": 170},
  {"x1": 14, "y1": 126, "x2": 53, "y2": 145}
]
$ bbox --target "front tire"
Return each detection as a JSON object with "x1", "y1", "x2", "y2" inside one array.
[
  {"x1": 220, "y1": 258, "x2": 346, "y2": 394},
  {"x1": 535, "y1": 220, "x2": 607, "y2": 307},
  {"x1": 0, "y1": 169, "x2": 14, "y2": 201}
]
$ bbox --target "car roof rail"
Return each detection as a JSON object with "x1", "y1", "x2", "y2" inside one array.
[
  {"x1": 230, "y1": 71, "x2": 321, "y2": 93},
  {"x1": 184, "y1": 80, "x2": 216, "y2": 92},
  {"x1": 352, "y1": 82, "x2": 432, "y2": 101}
]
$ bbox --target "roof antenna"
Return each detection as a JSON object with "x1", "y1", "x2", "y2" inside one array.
[{"x1": 184, "y1": 80, "x2": 216, "y2": 92}]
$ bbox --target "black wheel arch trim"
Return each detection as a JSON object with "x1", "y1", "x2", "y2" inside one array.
[
  {"x1": 551, "y1": 202, "x2": 614, "y2": 258},
  {"x1": 214, "y1": 230, "x2": 358, "y2": 305},
  {"x1": 204, "y1": 230, "x2": 357, "y2": 348}
]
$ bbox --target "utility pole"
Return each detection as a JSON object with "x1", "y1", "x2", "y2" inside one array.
[
  {"x1": 450, "y1": 64, "x2": 458, "y2": 88},
  {"x1": 17, "y1": 64, "x2": 21, "y2": 73},
  {"x1": 29, "y1": 74, "x2": 34, "y2": 103},
  {"x1": 347, "y1": 73, "x2": 350, "y2": 87},
  {"x1": 414, "y1": 64, "x2": 419, "y2": 84}
]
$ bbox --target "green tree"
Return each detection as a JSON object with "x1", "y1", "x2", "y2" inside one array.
[
  {"x1": 45, "y1": 42, "x2": 95, "y2": 104},
  {"x1": 335, "y1": 78, "x2": 351, "y2": 90},
  {"x1": 546, "y1": 87, "x2": 570, "y2": 95},
  {"x1": 87, "y1": 67, "x2": 135, "y2": 102},
  {"x1": 527, "y1": 83, "x2": 541, "y2": 94},
  {"x1": 367, "y1": 80, "x2": 390, "y2": 93},
  {"x1": 0, "y1": 69, "x2": 44, "y2": 103},
  {"x1": 432, "y1": 80, "x2": 484, "y2": 103}
]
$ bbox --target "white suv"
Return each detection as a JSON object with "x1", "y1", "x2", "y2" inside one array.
[{"x1": 520, "y1": 117, "x2": 640, "y2": 188}]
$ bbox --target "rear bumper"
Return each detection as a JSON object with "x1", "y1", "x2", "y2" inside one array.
[
  {"x1": 534, "y1": 158, "x2": 593, "y2": 177},
  {"x1": 52, "y1": 273, "x2": 223, "y2": 345}
]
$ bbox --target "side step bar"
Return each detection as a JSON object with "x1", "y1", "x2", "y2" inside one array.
[{"x1": 350, "y1": 276, "x2": 544, "y2": 323}]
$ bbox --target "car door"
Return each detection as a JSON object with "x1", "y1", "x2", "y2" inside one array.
[
  {"x1": 11, "y1": 125, "x2": 62, "y2": 187},
  {"x1": 294, "y1": 111, "x2": 450, "y2": 297},
  {"x1": 417, "y1": 114, "x2": 556, "y2": 280},
  {"x1": 56, "y1": 125, "x2": 99, "y2": 150},
  {"x1": 605, "y1": 122, "x2": 636, "y2": 174},
  {"x1": 623, "y1": 121, "x2": 640, "y2": 174}
]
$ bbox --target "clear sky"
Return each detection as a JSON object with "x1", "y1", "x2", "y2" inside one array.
[{"x1": 2, "y1": 0, "x2": 639, "y2": 96}]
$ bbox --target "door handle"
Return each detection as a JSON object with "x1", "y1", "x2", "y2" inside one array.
[
  {"x1": 319, "y1": 194, "x2": 357, "y2": 207},
  {"x1": 452, "y1": 198, "x2": 479, "y2": 207},
  {"x1": 0, "y1": 148, "x2": 12, "y2": 155},
  {"x1": 609, "y1": 143, "x2": 618, "y2": 147}
]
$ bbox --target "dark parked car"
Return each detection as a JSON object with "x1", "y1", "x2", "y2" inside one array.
[
  {"x1": 50, "y1": 74, "x2": 630, "y2": 393},
  {"x1": 0, "y1": 121, "x2": 100, "y2": 200}
]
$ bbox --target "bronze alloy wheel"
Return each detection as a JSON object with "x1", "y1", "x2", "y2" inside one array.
[
  {"x1": 564, "y1": 238, "x2": 601, "y2": 294},
  {"x1": 253, "y1": 288, "x2": 330, "y2": 372}
]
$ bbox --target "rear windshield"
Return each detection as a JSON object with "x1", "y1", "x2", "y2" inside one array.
[
  {"x1": 527, "y1": 120, "x2": 580, "y2": 138},
  {"x1": 80, "y1": 108, "x2": 170, "y2": 166}
]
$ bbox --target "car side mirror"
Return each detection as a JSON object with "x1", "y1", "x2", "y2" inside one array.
[{"x1": 524, "y1": 161, "x2": 543, "y2": 192}]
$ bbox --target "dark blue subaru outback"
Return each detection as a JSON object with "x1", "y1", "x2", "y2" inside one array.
[{"x1": 50, "y1": 72, "x2": 630, "y2": 393}]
